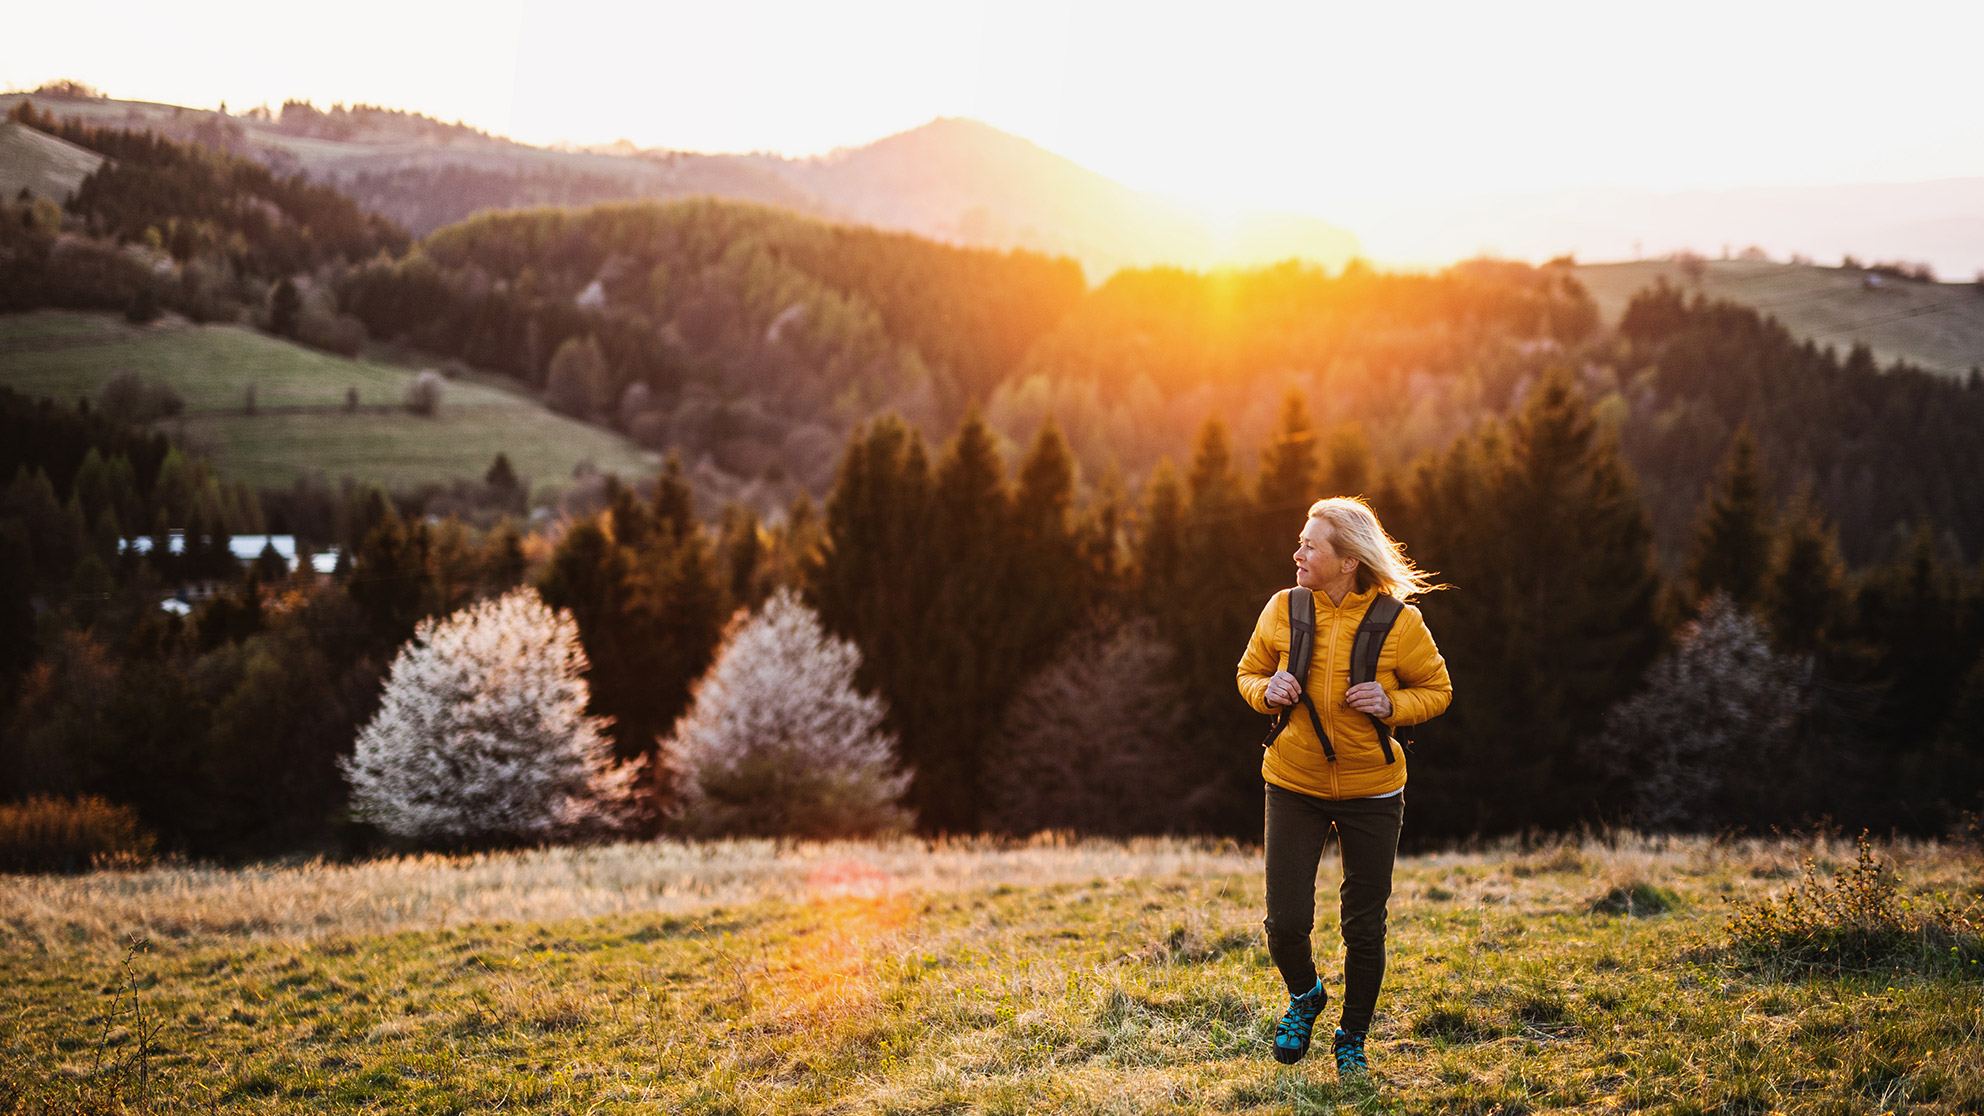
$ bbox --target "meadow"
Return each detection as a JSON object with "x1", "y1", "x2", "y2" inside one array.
[
  {"x1": 1573, "y1": 259, "x2": 1984, "y2": 380},
  {"x1": 0, "y1": 311, "x2": 657, "y2": 492},
  {"x1": 3, "y1": 833, "x2": 1978, "y2": 1114}
]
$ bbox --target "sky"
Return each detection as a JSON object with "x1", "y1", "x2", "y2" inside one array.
[{"x1": 10, "y1": 0, "x2": 1984, "y2": 216}]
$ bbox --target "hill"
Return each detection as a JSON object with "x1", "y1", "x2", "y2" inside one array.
[
  {"x1": 756, "y1": 117, "x2": 1360, "y2": 276},
  {"x1": 0, "y1": 93, "x2": 1356, "y2": 277},
  {"x1": 1575, "y1": 257, "x2": 1984, "y2": 379},
  {"x1": 0, "y1": 120, "x2": 102, "y2": 203},
  {"x1": 1345, "y1": 177, "x2": 1984, "y2": 285},
  {"x1": 0, "y1": 310, "x2": 657, "y2": 491},
  {"x1": 4, "y1": 835, "x2": 1978, "y2": 1112}
]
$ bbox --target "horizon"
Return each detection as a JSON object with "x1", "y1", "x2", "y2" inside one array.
[{"x1": 10, "y1": 1, "x2": 1984, "y2": 208}]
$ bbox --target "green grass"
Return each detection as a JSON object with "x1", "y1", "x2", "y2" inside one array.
[
  {"x1": 1575, "y1": 258, "x2": 1984, "y2": 379},
  {"x1": 0, "y1": 310, "x2": 658, "y2": 491},
  {"x1": 2, "y1": 836, "x2": 1978, "y2": 1114},
  {"x1": 0, "y1": 120, "x2": 104, "y2": 203}
]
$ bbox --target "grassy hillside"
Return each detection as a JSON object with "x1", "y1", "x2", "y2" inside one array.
[
  {"x1": 1576, "y1": 258, "x2": 1984, "y2": 379},
  {"x1": 0, "y1": 120, "x2": 102, "y2": 202},
  {"x1": 0, "y1": 311, "x2": 657, "y2": 491},
  {"x1": 2, "y1": 836, "x2": 1977, "y2": 1113}
]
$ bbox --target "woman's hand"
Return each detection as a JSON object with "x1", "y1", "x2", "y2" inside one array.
[
  {"x1": 1265, "y1": 670, "x2": 1303, "y2": 708},
  {"x1": 1346, "y1": 682, "x2": 1392, "y2": 719}
]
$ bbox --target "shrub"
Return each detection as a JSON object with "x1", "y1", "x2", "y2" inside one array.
[
  {"x1": 1725, "y1": 835, "x2": 1982, "y2": 976},
  {"x1": 0, "y1": 795, "x2": 156, "y2": 874},
  {"x1": 1585, "y1": 596, "x2": 1805, "y2": 831},
  {"x1": 665, "y1": 589, "x2": 910, "y2": 838},
  {"x1": 982, "y1": 613, "x2": 1190, "y2": 836},
  {"x1": 1589, "y1": 881, "x2": 1681, "y2": 916},
  {"x1": 544, "y1": 335, "x2": 608, "y2": 419},
  {"x1": 342, "y1": 589, "x2": 638, "y2": 847},
  {"x1": 96, "y1": 369, "x2": 183, "y2": 423},
  {"x1": 404, "y1": 370, "x2": 444, "y2": 416}
]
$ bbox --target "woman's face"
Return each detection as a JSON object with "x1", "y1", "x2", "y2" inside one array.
[{"x1": 1293, "y1": 518, "x2": 1348, "y2": 590}]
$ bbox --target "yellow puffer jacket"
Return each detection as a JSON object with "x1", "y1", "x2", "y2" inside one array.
[{"x1": 1236, "y1": 586, "x2": 1453, "y2": 800}]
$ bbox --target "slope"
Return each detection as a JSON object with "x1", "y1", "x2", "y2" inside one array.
[
  {"x1": 757, "y1": 117, "x2": 1360, "y2": 276},
  {"x1": 0, "y1": 310, "x2": 657, "y2": 491},
  {"x1": 1575, "y1": 258, "x2": 1984, "y2": 378},
  {"x1": 0, "y1": 119, "x2": 104, "y2": 203}
]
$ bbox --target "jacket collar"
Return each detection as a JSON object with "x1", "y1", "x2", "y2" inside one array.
[{"x1": 1310, "y1": 584, "x2": 1377, "y2": 612}]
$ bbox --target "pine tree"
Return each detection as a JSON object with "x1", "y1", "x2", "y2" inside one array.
[
  {"x1": 342, "y1": 589, "x2": 636, "y2": 846},
  {"x1": 348, "y1": 510, "x2": 432, "y2": 646},
  {"x1": 1409, "y1": 371, "x2": 1665, "y2": 835},
  {"x1": 666, "y1": 590, "x2": 909, "y2": 838},
  {"x1": 1688, "y1": 427, "x2": 1772, "y2": 609},
  {"x1": 1764, "y1": 497, "x2": 1846, "y2": 654}
]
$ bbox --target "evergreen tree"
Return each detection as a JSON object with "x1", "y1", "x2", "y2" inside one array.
[
  {"x1": 1688, "y1": 427, "x2": 1772, "y2": 609},
  {"x1": 1410, "y1": 371, "x2": 1665, "y2": 835},
  {"x1": 269, "y1": 278, "x2": 301, "y2": 338},
  {"x1": 1764, "y1": 497, "x2": 1847, "y2": 655},
  {"x1": 347, "y1": 511, "x2": 432, "y2": 646}
]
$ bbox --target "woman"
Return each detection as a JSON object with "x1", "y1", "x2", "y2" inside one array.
[{"x1": 1235, "y1": 496, "x2": 1451, "y2": 1074}]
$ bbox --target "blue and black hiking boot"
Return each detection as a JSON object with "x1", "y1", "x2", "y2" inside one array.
[
  {"x1": 1271, "y1": 980, "x2": 1328, "y2": 1064},
  {"x1": 1332, "y1": 1028, "x2": 1369, "y2": 1075}
]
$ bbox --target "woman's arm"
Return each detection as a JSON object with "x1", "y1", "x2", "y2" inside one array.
[
  {"x1": 1381, "y1": 606, "x2": 1452, "y2": 727},
  {"x1": 1236, "y1": 594, "x2": 1287, "y2": 715}
]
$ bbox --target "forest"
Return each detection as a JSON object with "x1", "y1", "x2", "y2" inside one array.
[{"x1": 1, "y1": 105, "x2": 1981, "y2": 860}]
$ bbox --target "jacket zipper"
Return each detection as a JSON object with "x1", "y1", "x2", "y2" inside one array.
[{"x1": 1323, "y1": 601, "x2": 1343, "y2": 799}]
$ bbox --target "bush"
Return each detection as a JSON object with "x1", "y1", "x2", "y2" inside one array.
[
  {"x1": 544, "y1": 335, "x2": 608, "y2": 419},
  {"x1": 982, "y1": 614, "x2": 1190, "y2": 836},
  {"x1": 96, "y1": 369, "x2": 184, "y2": 424},
  {"x1": 1585, "y1": 596, "x2": 1805, "y2": 831},
  {"x1": 404, "y1": 370, "x2": 444, "y2": 416},
  {"x1": 665, "y1": 589, "x2": 910, "y2": 838},
  {"x1": 342, "y1": 589, "x2": 638, "y2": 847},
  {"x1": 0, "y1": 795, "x2": 156, "y2": 873},
  {"x1": 1726, "y1": 836, "x2": 1982, "y2": 976}
]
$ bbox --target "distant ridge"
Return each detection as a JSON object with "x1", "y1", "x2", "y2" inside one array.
[
  {"x1": 756, "y1": 117, "x2": 1359, "y2": 276},
  {"x1": 0, "y1": 93, "x2": 1356, "y2": 277}
]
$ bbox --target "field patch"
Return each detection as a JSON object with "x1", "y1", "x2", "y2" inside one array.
[
  {"x1": 0, "y1": 310, "x2": 657, "y2": 490},
  {"x1": 1576, "y1": 258, "x2": 1984, "y2": 379},
  {"x1": 3, "y1": 835, "x2": 1978, "y2": 1113}
]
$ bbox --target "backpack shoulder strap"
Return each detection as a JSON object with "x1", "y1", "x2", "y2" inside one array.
[
  {"x1": 1352, "y1": 593, "x2": 1405, "y2": 763},
  {"x1": 1259, "y1": 587, "x2": 1333, "y2": 759},
  {"x1": 1286, "y1": 586, "x2": 1316, "y2": 681}
]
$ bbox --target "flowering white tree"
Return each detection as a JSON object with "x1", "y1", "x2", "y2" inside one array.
[
  {"x1": 342, "y1": 589, "x2": 637, "y2": 846},
  {"x1": 666, "y1": 589, "x2": 910, "y2": 838},
  {"x1": 1586, "y1": 595, "x2": 1807, "y2": 831}
]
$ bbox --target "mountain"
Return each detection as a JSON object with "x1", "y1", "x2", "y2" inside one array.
[
  {"x1": 754, "y1": 117, "x2": 1359, "y2": 276},
  {"x1": 0, "y1": 93, "x2": 1356, "y2": 277}
]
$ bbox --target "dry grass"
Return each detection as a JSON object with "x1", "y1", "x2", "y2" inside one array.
[
  {"x1": 0, "y1": 834, "x2": 1260, "y2": 953},
  {"x1": 2, "y1": 833, "x2": 1980, "y2": 1114}
]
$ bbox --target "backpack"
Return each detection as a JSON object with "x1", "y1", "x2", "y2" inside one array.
[{"x1": 1257, "y1": 587, "x2": 1405, "y2": 763}]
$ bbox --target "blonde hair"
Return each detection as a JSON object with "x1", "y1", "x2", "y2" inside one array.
[{"x1": 1306, "y1": 496, "x2": 1442, "y2": 602}]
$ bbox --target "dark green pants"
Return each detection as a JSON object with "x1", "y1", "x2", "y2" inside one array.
[{"x1": 1262, "y1": 781, "x2": 1404, "y2": 1036}]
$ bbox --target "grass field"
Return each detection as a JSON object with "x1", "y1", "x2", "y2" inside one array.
[
  {"x1": 0, "y1": 120, "x2": 103, "y2": 203},
  {"x1": 1574, "y1": 259, "x2": 1984, "y2": 380},
  {"x1": 0, "y1": 311, "x2": 658, "y2": 493},
  {"x1": 3, "y1": 833, "x2": 1978, "y2": 1114}
]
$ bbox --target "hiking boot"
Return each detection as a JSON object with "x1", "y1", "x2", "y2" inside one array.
[
  {"x1": 1271, "y1": 980, "x2": 1328, "y2": 1064},
  {"x1": 1332, "y1": 1028, "x2": 1369, "y2": 1075}
]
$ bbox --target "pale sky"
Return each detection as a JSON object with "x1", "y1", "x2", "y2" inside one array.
[{"x1": 10, "y1": 0, "x2": 1984, "y2": 213}]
